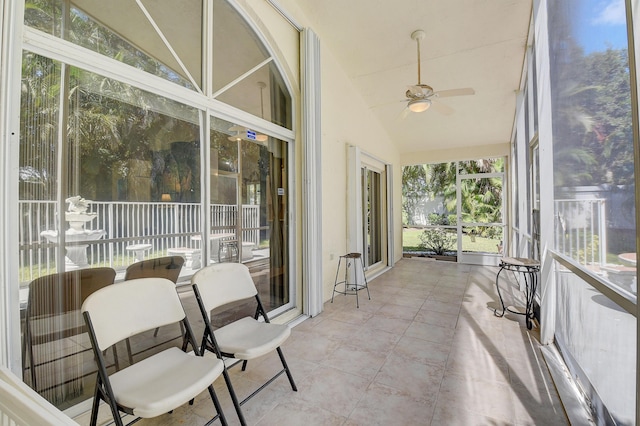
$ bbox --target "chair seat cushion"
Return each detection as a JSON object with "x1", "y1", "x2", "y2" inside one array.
[
  {"x1": 109, "y1": 347, "x2": 223, "y2": 418},
  {"x1": 215, "y1": 317, "x2": 290, "y2": 360}
]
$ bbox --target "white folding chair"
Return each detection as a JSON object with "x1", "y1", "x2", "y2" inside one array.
[
  {"x1": 123, "y1": 255, "x2": 187, "y2": 362},
  {"x1": 192, "y1": 263, "x2": 297, "y2": 426},
  {"x1": 81, "y1": 277, "x2": 228, "y2": 426}
]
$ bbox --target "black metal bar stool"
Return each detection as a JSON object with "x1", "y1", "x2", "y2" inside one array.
[
  {"x1": 494, "y1": 256, "x2": 540, "y2": 330},
  {"x1": 331, "y1": 252, "x2": 370, "y2": 308}
]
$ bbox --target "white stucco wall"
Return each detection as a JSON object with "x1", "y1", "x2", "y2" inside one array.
[
  {"x1": 318, "y1": 45, "x2": 402, "y2": 300},
  {"x1": 246, "y1": 0, "x2": 403, "y2": 303}
]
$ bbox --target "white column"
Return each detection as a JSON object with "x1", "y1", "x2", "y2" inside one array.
[
  {"x1": 0, "y1": 0, "x2": 25, "y2": 373},
  {"x1": 301, "y1": 28, "x2": 324, "y2": 316},
  {"x1": 534, "y1": 0, "x2": 557, "y2": 345}
]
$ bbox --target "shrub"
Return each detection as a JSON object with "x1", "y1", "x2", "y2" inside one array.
[{"x1": 418, "y1": 228, "x2": 455, "y2": 255}]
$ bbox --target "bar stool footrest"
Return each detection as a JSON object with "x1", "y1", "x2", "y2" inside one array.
[{"x1": 331, "y1": 253, "x2": 371, "y2": 308}]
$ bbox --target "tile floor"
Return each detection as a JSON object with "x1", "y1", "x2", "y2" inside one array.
[{"x1": 74, "y1": 258, "x2": 570, "y2": 425}]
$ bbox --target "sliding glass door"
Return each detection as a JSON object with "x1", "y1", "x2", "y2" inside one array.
[
  {"x1": 209, "y1": 118, "x2": 290, "y2": 322},
  {"x1": 362, "y1": 166, "x2": 384, "y2": 269},
  {"x1": 349, "y1": 146, "x2": 390, "y2": 274}
]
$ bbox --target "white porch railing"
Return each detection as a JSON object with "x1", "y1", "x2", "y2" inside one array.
[
  {"x1": 18, "y1": 201, "x2": 260, "y2": 284},
  {"x1": 554, "y1": 198, "x2": 607, "y2": 266},
  {"x1": 0, "y1": 366, "x2": 79, "y2": 426}
]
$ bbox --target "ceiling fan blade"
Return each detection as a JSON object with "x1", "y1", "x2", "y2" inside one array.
[
  {"x1": 434, "y1": 88, "x2": 475, "y2": 98},
  {"x1": 370, "y1": 99, "x2": 407, "y2": 109},
  {"x1": 430, "y1": 99, "x2": 455, "y2": 115},
  {"x1": 401, "y1": 106, "x2": 412, "y2": 120}
]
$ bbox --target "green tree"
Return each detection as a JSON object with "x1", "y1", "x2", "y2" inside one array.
[
  {"x1": 548, "y1": 1, "x2": 633, "y2": 187},
  {"x1": 402, "y1": 165, "x2": 428, "y2": 225},
  {"x1": 582, "y1": 49, "x2": 634, "y2": 185},
  {"x1": 425, "y1": 162, "x2": 457, "y2": 214}
]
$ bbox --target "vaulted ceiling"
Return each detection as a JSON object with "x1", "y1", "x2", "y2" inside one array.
[
  {"x1": 73, "y1": 0, "x2": 532, "y2": 159},
  {"x1": 294, "y1": 0, "x2": 532, "y2": 157}
]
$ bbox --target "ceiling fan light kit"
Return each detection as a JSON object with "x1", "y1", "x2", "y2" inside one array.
[{"x1": 408, "y1": 98, "x2": 431, "y2": 112}]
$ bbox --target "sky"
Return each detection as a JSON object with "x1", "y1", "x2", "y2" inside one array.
[{"x1": 576, "y1": 0, "x2": 628, "y2": 53}]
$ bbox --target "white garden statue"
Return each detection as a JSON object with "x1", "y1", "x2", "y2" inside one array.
[
  {"x1": 65, "y1": 195, "x2": 92, "y2": 214},
  {"x1": 65, "y1": 196, "x2": 97, "y2": 231},
  {"x1": 40, "y1": 195, "x2": 105, "y2": 269}
]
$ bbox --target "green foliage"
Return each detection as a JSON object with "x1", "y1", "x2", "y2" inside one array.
[
  {"x1": 402, "y1": 159, "x2": 504, "y2": 229},
  {"x1": 549, "y1": 6, "x2": 634, "y2": 187},
  {"x1": 402, "y1": 165, "x2": 428, "y2": 225},
  {"x1": 484, "y1": 226, "x2": 502, "y2": 239},
  {"x1": 20, "y1": 4, "x2": 204, "y2": 202},
  {"x1": 427, "y1": 213, "x2": 449, "y2": 225},
  {"x1": 418, "y1": 229, "x2": 456, "y2": 255},
  {"x1": 571, "y1": 233, "x2": 601, "y2": 264}
]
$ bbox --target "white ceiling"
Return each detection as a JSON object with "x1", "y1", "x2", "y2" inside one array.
[
  {"x1": 74, "y1": 0, "x2": 532, "y2": 157},
  {"x1": 293, "y1": 0, "x2": 532, "y2": 156}
]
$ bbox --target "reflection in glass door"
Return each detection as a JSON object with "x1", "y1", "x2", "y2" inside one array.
[
  {"x1": 361, "y1": 166, "x2": 384, "y2": 269},
  {"x1": 210, "y1": 120, "x2": 289, "y2": 319}
]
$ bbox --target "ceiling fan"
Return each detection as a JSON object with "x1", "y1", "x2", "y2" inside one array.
[{"x1": 404, "y1": 29, "x2": 475, "y2": 114}]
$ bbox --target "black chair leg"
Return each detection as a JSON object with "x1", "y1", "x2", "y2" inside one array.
[
  {"x1": 28, "y1": 338, "x2": 37, "y2": 391},
  {"x1": 89, "y1": 382, "x2": 101, "y2": 426},
  {"x1": 222, "y1": 368, "x2": 247, "y2": 426},
  {"x1": 277, "y1": 347, "x2": 297, "y2": 391},
  {"x1": 207, "y1": 385, "x2": 228, "y2": 426},
  {"x1": 21, "y1": 335, "x2": 27, "y2": 382}
]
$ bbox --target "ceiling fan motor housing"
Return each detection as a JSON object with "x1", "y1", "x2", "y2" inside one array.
[{"x1": 406, "y1": 84, "x2": 434, "y2": 99}]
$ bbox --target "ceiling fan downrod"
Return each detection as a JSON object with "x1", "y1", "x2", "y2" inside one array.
[{"x1": 411, "y1": 30, "x2": 426, "y2": 85}]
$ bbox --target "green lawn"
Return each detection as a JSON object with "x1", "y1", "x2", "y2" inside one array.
[{"x1": 402, "y1": 227, "x2": 502, "y2": 254}]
